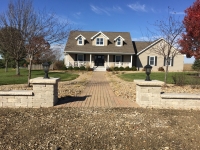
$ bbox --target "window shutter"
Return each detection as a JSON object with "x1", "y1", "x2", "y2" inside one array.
[
  {"x1": 155, "y1": 56, "x2": 157, "y2": 66},
  {"x1": 147, "y1": 56, "x2": 149, "y2": 65},
  {"x1": 171, "y1": 57, "x2": 174, "y2": 66},
  {"x1": 75, "y1": 54, "x2": 77, "y2": 61},
  {"x1": 122, "y1": 55, "x2": 124, "y2": 62},
  {"x1": 113, "y1": 55, "x2": 115, "y2": 62},
  {"x1": 84, "y1": 54, "x2": 86, "y2": 61},
  {"x1": 164, "y1": 57, "x2": 166, "y2": 66}
]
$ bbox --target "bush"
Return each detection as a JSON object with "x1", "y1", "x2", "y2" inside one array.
[
  {"x1": 80, "y1": 66, "x2": 86, "y2": 70},
  {"x1": 131, "y1": 66, "x2": 137, "y2": 71},
  {"x1": 171, "y1": 73, "x2": 186, "y2": 86},
  {"x1": 114, "y1": 67, "x2": 119, "y2": 71},
  {"x1": 119, "y1": 66, "x2": 124, "y2": 71},
  {"x1": 53, "y1": 61, "x2": 66, "y2": 70},
  {"x1": 158, "y1": 67, "x2": 165, "y2": 71},
  {"x1": 124, "y1": 66, "x2": 130, "y2": 71},
  {"x1": 67, "y1": 66, "x2": 73, "y2": 71},
  {"x1": 74, "y1": 67, "x2": 80, "y2": 70}
]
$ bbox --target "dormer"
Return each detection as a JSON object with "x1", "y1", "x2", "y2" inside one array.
[
  {"x1": 114, "y1": 35, "x2": 125, "y2": 47},
  {"x1": 91, "y1": 31, "x2": 109, "y2": 46},
  {"x1": 75, "y1": 34, "x2": 86, "y2": 46}
]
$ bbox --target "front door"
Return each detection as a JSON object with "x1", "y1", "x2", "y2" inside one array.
[{"x1": 95, "y1": 55, "x2": 104, "y2": 66}]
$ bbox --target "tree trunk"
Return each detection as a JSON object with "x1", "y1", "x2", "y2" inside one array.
[
  {"x1": 15, "y1": 60, "x2": 20, "y2": 75},
  {"x1": 27, "y1": 55, "x2": 33, "y2": 87},
  {"x1": 164, "y1": 64, "x2": 169, "y2": 85},
  {"x1": 5, "y1": 59, "x2": 8, "y2": 72}
]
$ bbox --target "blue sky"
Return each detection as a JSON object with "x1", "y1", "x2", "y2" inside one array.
[{"x1": 0, "y1": 0, "x2": 196, "y2": 63}]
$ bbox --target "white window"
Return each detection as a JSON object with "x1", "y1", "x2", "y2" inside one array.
[
  {"x1": 78, "y1": 37, "x2": 83, "y2": 45},
  {"x1": 96, "y1": 38, "x2": 104, "y2": 46},
  {"x1": 165, "y1": 57, "x2": 172, "y2": 66},
  {"x1": 77, "y1": 54, "x2": 84, "y2": 61},
  {"x1": 149, "y1": 56, "x2": 155, "y2": 66},
  {"x1": 117, "y1": 38, "x2": 121, "y2": 46},
  {"x1": 115, "y1": 55, "x2": 122, "y2": 62}
]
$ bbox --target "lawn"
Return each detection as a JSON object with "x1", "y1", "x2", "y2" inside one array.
[
  {"x1": 118, "y1": 71, "x2": 200, "y2": 84},
  {"x1": 0, "y1": 68, "x2": 79, "y2": 85}
]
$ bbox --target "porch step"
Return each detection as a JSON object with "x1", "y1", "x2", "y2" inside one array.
[{"x1": 93, "y1": 66, "x2": 106, "y2": 71}]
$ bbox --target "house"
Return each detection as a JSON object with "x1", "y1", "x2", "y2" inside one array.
[{"x1": 64, "y1": 31, "x2": 184, "y2": 71}]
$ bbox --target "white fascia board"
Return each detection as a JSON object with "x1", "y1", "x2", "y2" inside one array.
[
  {"x1": 75, "y1": 34, "x2": 86, "y2": 40},
  {"x1": 137, "y1": 38, "x2": 163, "y2": 55},
  {"x1": 91, "y1": 31, "x2": 109, "y2": 40},
  {"x1": 64, "y1": 51, "x2": 134, "y2": 54},
  {"x1": 114, "y1": 35, "x2": 125, "y2": 41}
]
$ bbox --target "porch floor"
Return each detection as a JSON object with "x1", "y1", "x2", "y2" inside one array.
[{"x1": 56, "y1": 72, "x2": 139, "y2": 107}]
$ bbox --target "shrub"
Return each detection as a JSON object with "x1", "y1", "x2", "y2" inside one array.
[
  {"x1": 114, "y1": 67, "x2": 119, "y2": 71},
  {"x1": 119, "y1": 66, "x2": 124, "y2": 71},
  {"x1": 80, "y1": 66, "x2": 86, "y2": 70},
  {"x1": 158, "y1": 67, "x2": 165, "y2": 71},
  {"x1": 124, "y1": 66, "x2": 130, "y2": 71},
  {"x1": 67, "y1": 66, "x2": 73, "y2": 71},
  {"x1": 131, "y1": 66, "x2": 137, "y2": 71},
  {"x1": 53, "y1": 61, "x2": 66, "y2": 70},
  {"x1": 74, "y1": 67, "x2": 80, "y2": 70},
  {"x1": 85, "y1": 64, "x2": 91, "y2": 71},
  {"x1": 171, "y1": 73, "x2": 186, "y2": 86}
]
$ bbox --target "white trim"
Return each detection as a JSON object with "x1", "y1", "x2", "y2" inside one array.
[
  {"x1": 96, "y1": 37, "x2": 104, "y2": 46},
  {"x1": 77, "y1": 37, "x2": 83, "y2": 45},
  {"x1": 75, "y1": 34, "x2": 86, "y2": 40},
  {"x1": 137, "y1": 38, "x2": 163, "y2": 55},
  {"x1": 165, "y1": 57, "x2": 172, "y2": 66},
  {"x1": 64, "y1": 51, "x2": 134, "y2": 54},
  {"x1": 149, "y1": 56, "x2": 156, "y2": 66},
  {"x1": 130, "y1": 55, "x2": 132, "y2": 68},
  {"x1": 114, "y1": 35, "x2": 125, "y2": 41},
  {"x1": 91, "y1": 31, "x2": 109, "y2": 40}
]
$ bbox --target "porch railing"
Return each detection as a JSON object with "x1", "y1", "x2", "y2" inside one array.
[
  {"x1": 105, "y1": 62, "x2": 132, "y2": 68},
  {"x1": 66, "y1": 61, "x2": 94, "y2": 68}
]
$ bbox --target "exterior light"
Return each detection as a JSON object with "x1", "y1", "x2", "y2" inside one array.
[
  {"x1": 42, "y1": 62, "x2": 50, "y2": 79},
  {"x1": 144, "y1": 64, "x2": 152, "y2": 81}
]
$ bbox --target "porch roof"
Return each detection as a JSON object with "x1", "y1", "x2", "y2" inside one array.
[{"x1": 64, "y1": 31, "x2": 135, "y2": 54}]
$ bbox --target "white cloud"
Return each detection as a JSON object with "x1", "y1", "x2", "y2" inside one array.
[
  {"x1": 90, "y1": 5, "x2": 123, "y2": 16},
  {"x1": 127, "y1": 3, "x2": 146, "y2": 12}
]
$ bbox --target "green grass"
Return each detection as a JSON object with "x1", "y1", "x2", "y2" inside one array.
[
  {"x1": 0, "y1": 68, "x2": 79, "y2": 85},
  {"x1": 118, "y1": 71, "x2": 200, "y2": 84}
]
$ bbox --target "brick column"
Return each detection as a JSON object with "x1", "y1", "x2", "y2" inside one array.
[
  {"x1": 30, "y1": 77, "x2": 60, "y2": 107},
  {"x1": 134, "y1": 80, "x2": 164, "y2": 108}
]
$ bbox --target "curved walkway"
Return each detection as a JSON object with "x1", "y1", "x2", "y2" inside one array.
[{"x1": 56, "y1": 72, "x2": 139, "y2": 107}]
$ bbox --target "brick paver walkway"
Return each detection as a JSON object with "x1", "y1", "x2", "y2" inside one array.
[{"x1": 56, "y1": 72, "x2": 139, "y2": 107}]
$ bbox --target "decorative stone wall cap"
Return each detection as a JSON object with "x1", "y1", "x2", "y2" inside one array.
[
  {"x1": 0, "y1": 90, "x2": 33, "y2": 96},
  {"x1": 134, "y1": 80, "x2": 164, "y2": 86},
  {"x1": 161, "y1": 93, "x2": 200, "y2": 99},
  {"x1": 30, "y1": 77, "x2": 60, "y2": 84}
]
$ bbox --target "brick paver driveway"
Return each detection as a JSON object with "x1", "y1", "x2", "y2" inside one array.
[{"x1": 56, "y1": 72, "x2": 139, "y2": 107}]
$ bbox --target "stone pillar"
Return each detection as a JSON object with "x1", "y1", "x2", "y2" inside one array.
[
  {"x1": 107, "y1": 54, "x2": 109, "y2": 67},
  {"x1": 30, "y1": 77, "x2": 60, "y2": 108},
  {"x1": 134, "y1": 80, "x2": 164, "y2": 108}
]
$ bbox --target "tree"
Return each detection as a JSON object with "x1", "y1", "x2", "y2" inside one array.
[
  {"x1": 192, "y1": 59, "x2": 200, "y2": 77},
  {"x1": 147, "y1": 9, "x2": 184, "y2": 84},
  {"x1": 179, "y1": 0, "x2": 200, "y2": 59},
  {"x1": 0, "y1": 27, "x2": 26, "y2": 74},
  {"x1": 0, "y1": 0, "x2": 73, "y2": 85}
]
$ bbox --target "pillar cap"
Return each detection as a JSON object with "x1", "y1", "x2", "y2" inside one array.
[
  {"x1": 30, "y1": 77, "x2": 60, "y2": 84},
  {"x1": 134, "y1": 79, "x2": 164, "y2": 86}
]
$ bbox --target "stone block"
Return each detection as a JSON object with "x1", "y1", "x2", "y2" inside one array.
[
  {"x1": 8, "y1": 98, "x2": 21, "y2": 103},
  {"x1": 3, "y1": 102, "x2": 15, "y2": 108}
]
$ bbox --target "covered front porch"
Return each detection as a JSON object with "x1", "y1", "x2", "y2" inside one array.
[{"x1": 64, "y1": 53, "x2": 135, "y2": 70}]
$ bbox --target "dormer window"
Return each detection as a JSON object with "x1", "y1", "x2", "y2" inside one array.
[
  {"x1": 75, "y1": 34, "x2": 86, "y2": 46},
  {"x1": 78, "y1": 37, "x2": 83, "y2": 45},
  {"x1": 96, "y1": 38, "x2": 104, "y2": 46},
  {"x1": 114, "y1": 35, "x2": 125, "y2": 47},
  {"x1": 117, "y1": 38, "x2": 121, "y2": 46}
]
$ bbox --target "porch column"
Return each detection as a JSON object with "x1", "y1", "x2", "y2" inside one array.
[
  {"x1": 107, "y1": 54, "x2": 109, "y2": 67},
  {"x1": 90, "y1": 54, "x2": 92, "y2": 67},
  {"x1": 130, "y1": 55, "x2": 133, "y2": 68}
]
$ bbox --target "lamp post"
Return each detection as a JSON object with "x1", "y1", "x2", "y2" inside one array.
[
  {"x1": 144, "y1": 64, "x2": 152, "y2": 81},
  {"x1": 42, "y1": 62, "x2": 50, "y2": 79}
]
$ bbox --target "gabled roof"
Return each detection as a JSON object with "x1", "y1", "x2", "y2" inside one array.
[
  {"x1": 114, "y1": 35, "x2": 125, "y2": 41},
  {"x1": 91, "y1": 31, "x2": 109, "y2": 40},
  {"x1": 65, "y1": 31, "x2": 135, "y2": 54},
  {"x1": 75, "y1": 34, "x2": 86, "y2": 40},
  {"x1": 135, "y1": 38, "x2": 163, "y2": 55}
]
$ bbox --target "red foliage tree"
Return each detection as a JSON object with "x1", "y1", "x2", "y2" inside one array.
[{"x1": 179, "y1": 0, "x2": 200, "y2": 59}]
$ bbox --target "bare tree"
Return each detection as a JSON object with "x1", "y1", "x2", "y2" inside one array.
[
  {"x1": 147, "y1": 10, "x2": 184, "y2": 84},
  {"x1": 0, "y1": 0, "x2": 73, "y2": 86}
]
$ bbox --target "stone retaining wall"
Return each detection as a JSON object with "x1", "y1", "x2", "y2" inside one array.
[
  {"x1": 0, "y1": 77, "x2": 59, "y2": 108},
  {"x1": 134, "y1": 80, "x2": 200, "y2": 110}
]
